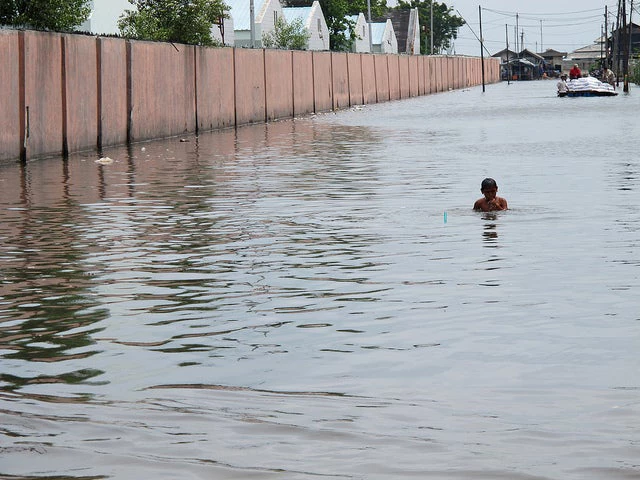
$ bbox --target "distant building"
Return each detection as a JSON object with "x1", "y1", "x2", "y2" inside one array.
[
  {"x1": 80, "y1": 0, "x2": 134, "y2": 35},
  {"x1": 371, "y1": 20, "x2": 397, "y2": 54},
  {"x1": 374, "y1": 8, "x2": 420, "y2": 55},
  {"x1": 226, "y1": 0, "x2": 283, "y2": 48},
  {"x1": 282, "y1": 1, "x2": 329, "y2": 51},
  {"x1": 539, "y1": 48, "x2": 567, "y2": 72},
  {"x1": 562, "y1": 40, "x2": 605, "y2": 74},
  {"x1": 346, "y1": 13, "x2": 371, "y2": 53}
]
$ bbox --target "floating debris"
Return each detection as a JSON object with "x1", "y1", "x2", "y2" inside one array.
[{"x1": 95, "y1": 157, "x2": 114, "y2": 165}]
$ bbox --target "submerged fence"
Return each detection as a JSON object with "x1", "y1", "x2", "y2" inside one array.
[{"x1": 0, "y1": 29, "x2": 500, "y2": 163}]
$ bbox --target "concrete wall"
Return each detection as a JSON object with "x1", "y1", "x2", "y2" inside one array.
[
  {"x1": 331, "y1": 52, "x2": 349, "y2": 111},
  {"x1": 0, "y1": 30, "x2": 502, "y2": 163},
  {"x1": 0, "y1": 30, "x2": 20, "y2": 162},
  {"x1": 313, "y1": 51, "x2": 333, "y2": 113},
  {"x1": 196, "y1": 47, "x2": 235, "y2": 131},
  {"x1": 234, "y1": 48, "x2": 266, "y2": 125},
  {"x1": 347, "y1": 53, "x2": 363, "y2": 106},
  {"x1": 265, "y1": 49, "x2": 293, "y2": 121},
  {"x1": 129, "y1": 41, "x2": 196, "y2": 142},
  {"x1": 64, "y1": 35, "x2": 99, "y2": 155},
  {"x1": 292, "y1": 50, "x2": 314, "y2": 116},
  {"x1": 98, "y1": 37, "x2": 128, "y2": 147},
  {"x1": 361, "y1": 54, "x2": 377, "y2": 104},
  {"x1": 22, "y1": 31, "x2": 65, "y2": 160}
]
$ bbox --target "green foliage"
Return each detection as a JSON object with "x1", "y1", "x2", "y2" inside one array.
[
  {"x1": 262, "y1": 16, "x2": 310, "y2": 50},
  {"x1": 397, "y1": 0, "x2": 464, "y2": 54},
  {"x1": 0, "y1": 0, "x2": 91, "y2": 32},
  {"x1": 631, "y1": 60, "x2": 640, "y2": 85},
  {"x1": 118, "y1": 0, "x2": 229, "y2": 46}
]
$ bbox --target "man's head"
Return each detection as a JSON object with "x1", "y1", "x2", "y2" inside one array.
[{"x1": 481, "y1": 178, "x2": 498, "y2": 200}]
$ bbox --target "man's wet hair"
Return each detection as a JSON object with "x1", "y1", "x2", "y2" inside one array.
[{"x1": 481, "y1": 178, "x2": 498, "y2": 190}]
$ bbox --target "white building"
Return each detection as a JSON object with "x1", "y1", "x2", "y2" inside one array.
[
  {"x1": 282, "y1": 1, "x2": 329, "y2": 51},
  {"x1": 226, "y1": 0, "x2": 283, "y2": 48},
  {"x1": 347, "y1": 13, "x2": 370, "y2": 53},
  {"x1": 80, "y1": 0, "x2": 134, "y2": 35},
  {"x1": 371, "y1": 20, "x2": 397, "y2": 54}
]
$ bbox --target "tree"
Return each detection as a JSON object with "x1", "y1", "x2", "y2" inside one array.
[
  {"x1": 397, "y1": 0, "x2": 464, "y2": 54},
  {"x1": 0, "y1": 0, "x2": 91, "y2": 32},
  {"x1": 118, "y1": 0, "x2": 229, "y2": 46},
  {"x1": 262, "y1": 16, "x2": 310, "y2": 50}
]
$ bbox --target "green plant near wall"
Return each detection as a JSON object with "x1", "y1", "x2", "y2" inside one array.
[
  {"x1": 0, "y1": 0, "x2": 91, "y2": 32},
  {"x1": 118, "y1": 0, "x2": 229, "y2": 46},
  {"x1": 263, "y1": 16, "x2": 311, "y2": 50}
]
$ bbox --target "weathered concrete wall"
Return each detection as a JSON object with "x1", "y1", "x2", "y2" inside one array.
[
  {"x1": 98, "y1": 37, "x2": 128, "y2": 148},
  {"x1": 1, "y1": 29, "x2": 502, "y2": 163},
  {"x1": 196, "y1": 47, "x2": 235, "y2": 131},
  {"x1": 388, "y1": 55, "x2": 400, "y2": 101},
  {"x1": 374, "y1": 55, "x2": 390, "y2": 102},
  {"x1": 265, "y1": 49, "x2": 293, "y2": 121},
  {"x1": 64, "y1": 35, "x2": 98, "y2": 155},
  {"x1": 234, "y1": 48, "x2": 266, "y2": 125},
  {"x1": 0, "y1": 30, "x2": 20, "y2": 162},
  {"x1": 22, "y1": 31, "x2": 64, "y2": 160},
  {"x1": 361, "y1": 54, "x2": 377, "y2": 104},
  {"x1": 409, "y1": 56, "x2": 419, "y2": 97},
  {"x1": 292, "y1": 50, "x2": 314, "y2": 115},
  {"x1": 129, "y1": 41, "x2": 196, "y2": 142},
  {"x1": 313, "y1": 52, "x2": 333, "y2": 113},
  {"x1": 398, "y1": 55, "x2": 410, "y2": 99},
  {"x1": 332, "y1": 52, "x2": 350, "y2": 110},
  {"x1": 347, "y1": 53, "x2": 363, "y2": 106}
]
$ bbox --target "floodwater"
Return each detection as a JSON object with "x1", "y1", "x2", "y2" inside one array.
[{"x1": 1, "y1": 79, "x2": 639, "y2": 479}]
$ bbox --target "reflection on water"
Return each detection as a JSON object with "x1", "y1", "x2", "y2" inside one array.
[{"x1": 1, "y1": 81, "x2": 640, "y2": 479}]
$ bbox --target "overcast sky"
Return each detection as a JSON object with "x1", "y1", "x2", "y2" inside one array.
[{"x1": 443, "y1": 0, "x2": 621, "y2": 56}]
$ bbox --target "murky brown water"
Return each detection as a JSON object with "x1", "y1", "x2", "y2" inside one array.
[{"x1": 1, "y1": 80, "x2": 640, "y2": 479}]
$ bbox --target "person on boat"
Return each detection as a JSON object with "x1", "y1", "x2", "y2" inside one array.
[
  {"x1": 569, "y1": 64, "x2": 582, "y2": 80},
  {"x1": 557, "y1": 74, "x2": 570, "y2": 94},
  {"x1": 474, "y1": 178, "x2": 508, "y2": 212},
  {"x1": 601, "y1": 65, "x2": 616, "y2": 87}
]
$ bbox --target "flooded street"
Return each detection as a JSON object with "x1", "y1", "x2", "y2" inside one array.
[{"x1": 1, "y1": 79, "x2": 639, "y2": 479}]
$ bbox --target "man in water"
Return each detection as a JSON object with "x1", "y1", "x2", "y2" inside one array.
[
  {"x1": 557, "y1": 74, "x2": 570, "y2": 94},
  {"x1": 474, "y1": 178, "x2": 508, "y2": 212}
]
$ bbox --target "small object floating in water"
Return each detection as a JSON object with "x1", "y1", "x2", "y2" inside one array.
[
  {"x1": 444, "y1": 211, "x2": 447, "y2": 224},
  {"x1": 180, "y1": 138, "x2": 190, "y2": 142},
  {"x1": 95, "y1": 157, "x2": 114, "y2": 165}
]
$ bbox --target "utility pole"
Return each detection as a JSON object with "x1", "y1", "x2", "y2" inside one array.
[
  {"x1": 506, "y1": 24, "x2": 510, "y2": 84},
  {"x1": 250, "y1": 0, "x2": 255, "y2": 47},
  {"x1": 367, "y1": 0, "x2": 372, "y2": 53},
  {"x1": 479, "y1": 6, "x2": 485, "y2": 92},
  {"x1": 623, "y1": 0, "x2": 629, "y2": 92},
  {"x1": 540, "y1": 19, "x2": 543, "y2": 52},
  {"x1": 515, "y1": 13, "x2": 519, "y2": 53},
  {"x1": 430, "y1": 0, "x2": 434, "y2": 54},
  {"x1": 604, "y1": 6, "x2": 609, "y2": 67}
]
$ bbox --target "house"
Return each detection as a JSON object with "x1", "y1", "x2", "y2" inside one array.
[
  {"x1": 607, "y1": 22, "x2": 640, "y2": 69},
  {"x1": 80, "y1": 0, "x2": 134, "y2": 35},
  {"x1": 374, "y1": 8, "x2": 419, "y2": 55},
  {"x1": 371, "y1": 20, "x2": 397, "y2": 54},
  {"x1": 282, "y1": 1, "x2": 329, "y2": 51},
  {"x1": 491, "y1": 48, "x2": 518, "y2": 64},
  {"x1": 562, "y1": 40, "x2": 605, "y2": 74},
  {"x1": 347, "y1": 13, "x2": 371, "y2": 53},
  {"x1": 539, "y1": 48, "x2": 567, "y2": 72},
  {"x1": 226, "y1": 0, "x2": 283, "y2": 48}
]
